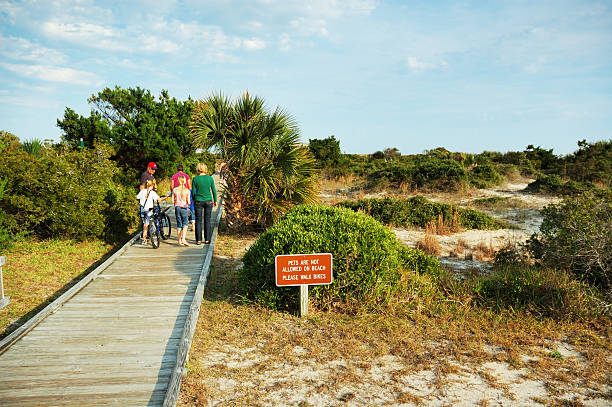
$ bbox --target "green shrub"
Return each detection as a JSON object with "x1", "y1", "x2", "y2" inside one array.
[
  {"x1": 337, "y1": 196, "x2": 509, "y2": 230},
  {"x1": 525, "y1": 175, "x2": 596, "y2": 195},
  {"x1": 366, "y1": 155, "x2": 468, "y2": 191},
  {"x1": 0, "y1": 178, "x2": 12, "y2": 251},
  {"x1": 472, "y1": 265, "x2": 605, "y2": 320},
  {"x1": 0, "y1": 133, "x2": 138, "y2": 243},
  {"x1": 528, "y1": 191, "x2": 611, "y2": 290},
  {"x1": 309, "y1": 136, "x2": 341, "y2": 168},
  {"x1": 239, "y1": 204, "x2": 441, "y2": 311},
  {"x1": 468, "y1": 162, "x2": 503, "y2": 188}
]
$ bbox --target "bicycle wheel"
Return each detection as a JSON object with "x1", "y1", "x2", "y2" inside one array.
[
  {"x1": 160, "y1": 213, "x2": 171, "y2": 240},
  {"x1": 149, "y1": 219, "x2": 160, "y2": 249}
]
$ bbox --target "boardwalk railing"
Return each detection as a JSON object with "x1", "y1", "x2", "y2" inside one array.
[
  {"x1": 163, "y1": 198, "x2": 224, "y2": 407},
  {"x1": 0, "y1": 256, "x2": 8, "y2": 310}
]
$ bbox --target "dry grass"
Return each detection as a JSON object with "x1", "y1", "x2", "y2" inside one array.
[
  {"x1": 416, "y1": 222, "x2": 441, "y2": 255},
  {"x1": 473, "y1": 238, "x2": 497, "y2": 261},
  {"x1": 178, "y1": 231, "x2": 612, "y2": 407},
  {"x1": 0, "y1": 238, "x2": 113, "y2": 338}
]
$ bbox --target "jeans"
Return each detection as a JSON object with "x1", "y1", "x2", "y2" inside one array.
[
  {"x1": 175, "y1": 206, "x2": 189, "y2": 230},
  {"x1": 194, "y1": 200, "x2": 213, "y2": 242}
]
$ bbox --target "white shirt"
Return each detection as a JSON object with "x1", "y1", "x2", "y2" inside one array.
[{"x1": 137, "y1": 188, "x2": 160, "y2": 211}]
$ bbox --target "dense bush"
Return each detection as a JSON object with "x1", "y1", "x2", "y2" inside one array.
[
  {"x1": 0, "y1": 178, "x2": 12, "y2": 251},
  {"x1": 337, "y1": 196, "x2": 508, "y2": 230},
  {"x1": 471, "y1": 265, "x2": 605, "y2": 320},
  {"x1": 309, "y1": 136, "x2": 341, "y2": 168},
  {"x1": 366, "y1": 155, "x2": 469, "y2": 191},
  {"x1": 468, "y1": 162, "x2": 503, "y2": 188},
  {"x1": 528, "y1": 191, "x2": 611, "y2": 291},
  {"x1": 525, "y1": 174, "x2": 596, "y2": 195},
  {"x1": 0, "y1": 132, "x2": 138, "y2": 243},
  {"x1": 239, "y1": 204, "x2": 440, "y2": 311},
  {"x1": 558, "y1": 140, "x2": 611, "y2": 187}
]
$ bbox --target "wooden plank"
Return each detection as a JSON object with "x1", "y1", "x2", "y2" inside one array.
[
  {"x1": 0, "y1": 202, "x2": 223, "y2": 406},
  {"x1": 163, "y1": 197, "x2": 225, "y2": 407},
  {"x1": 0, "y1": 390, "x2": 167, "y2": 407},
  {"x1": 0, "y1": 231, "x2": 142, "y2": 354}
]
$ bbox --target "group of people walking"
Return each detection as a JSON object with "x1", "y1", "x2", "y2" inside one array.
[{"x1": 137, "y1": 161, "x2": 217, "y2": 246}]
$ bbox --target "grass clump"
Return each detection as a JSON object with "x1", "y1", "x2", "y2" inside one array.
[
  {"x1": 470, "y1": 265, "x2": 606, "y2": 321},
  {"x1": 239, "y1": 204, "x2": 440, "y2": 312},
  {"x1": 337, "y1": 196, "x2": 509, "y2": 230}
]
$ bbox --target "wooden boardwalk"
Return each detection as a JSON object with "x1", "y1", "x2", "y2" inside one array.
[{"x1": 0, "y1": 206, "x2": 221, "y2": 406}]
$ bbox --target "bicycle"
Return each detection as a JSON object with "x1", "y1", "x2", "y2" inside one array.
[
  {"x1": 148, "y1": 201, "x2": 172, "y2": 249},
  {"x1": 141, "y1": 200, "x2": 172, "y2": 249}
]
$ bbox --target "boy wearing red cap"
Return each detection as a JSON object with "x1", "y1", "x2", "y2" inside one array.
[{"x1": 140, "y1": 162, "x2": 158, "y2": 191}]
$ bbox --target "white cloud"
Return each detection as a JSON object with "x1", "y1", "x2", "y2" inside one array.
[
  {"x1": 278, "y1": 33, "x2": 291, "y2": 51},
  {"x1": 290, "y1": 17, "x2": 329, "y2": 37},
  {"x1": 242, "y1": 37, "x2": 266, "y2": 51},
  {"x1": 0, "y1": 35, "x2": 67, "y2": 64},
  {"x1": 43, "y1": 21, "x2": 116, "y2": 41},
  {"x1": 405, "y1": 57, "x2": 445, "y2": 72},
  {"x1": 0, "y1": 63, "x2": 102, "y2": 86},
  {"x1": 299, "y1": 0, "x2": 378, "y2": 18}
]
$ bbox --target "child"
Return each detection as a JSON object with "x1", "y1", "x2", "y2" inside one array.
[
  {"x1": 136, "y1": 180, "x2": 162, "y2": 246},
  {"x1": 172, "y1": 175, "x2": 191, "y2": 246}
]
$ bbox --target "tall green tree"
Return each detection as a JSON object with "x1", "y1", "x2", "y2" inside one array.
[
  {"x1": 57, "y1": 86, "x2": 195, "y2": 177},
  {"x1": 191, "y1": 92, "x2": 319, "y2": 229}
]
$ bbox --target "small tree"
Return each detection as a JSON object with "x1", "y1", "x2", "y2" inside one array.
[{"x1": 308, "y1": 135, "x2": 341, "y2": 167}]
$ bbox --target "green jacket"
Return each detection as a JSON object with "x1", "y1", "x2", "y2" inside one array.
[{"x1": 192, "y1": 174, "x2": 217, "y2": 203}]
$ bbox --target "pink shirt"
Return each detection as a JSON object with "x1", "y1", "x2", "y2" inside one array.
[
  {"x1": 171, "y1": 172, "x2": 191, "y2": 188},
  {"x1": 173, "y1": 186, "x2": 191, "y2": 208}
]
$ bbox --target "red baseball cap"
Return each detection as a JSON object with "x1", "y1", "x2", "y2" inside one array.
[{"x1": 148, "y1": 162, "x2": 158, "y2": 169}]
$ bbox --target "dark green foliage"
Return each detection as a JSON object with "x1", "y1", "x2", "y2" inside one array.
[
  {"x1": 525, "y1": 175, "x2": 596, "y2": 195},
  {"x1": 0, "y1": 131, "x2": 138, "y2": 243},
  {"x1": 239, "y1": 204, "x2": 441, "y2": 311},
  {"x1": 558, "y1": 139, "x2": 611, "y2": 187},
  {"x1": 471, "y1": 265, "x2": 604, "y2": 320},
  {"x1": 524, "y1": 144, "x2": 558, "y2": 172},
  {"x1": 191, "y1": 92, "x2": 318, "y2": 229},
  {"x1": 56, "y1": 108, "x2": 112, "y2": 148},
  {"x1": 468, "y1": 162, "x2": 503, "y2": 188},
  {"x1": 58, "y1": 87, "x2": 196, "y2": 178},
  {"x1": 366, "y1": 154, "x2": 468, "y2": 191},
  {"x1": 308, "y1": 136, "x2": 341, "y2": 167},
  {"x1": 0, "y1": 178, "x2": 12, "y2": 251},
  {"x1": 528, "y1": 191, "x2": 611, "y2": 290},
  {"x1": 337, "y1": 196, "x2": 508, "y2": 229}
]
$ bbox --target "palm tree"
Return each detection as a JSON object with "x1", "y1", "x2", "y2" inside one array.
[
  {"x1": 190, "y1": 91, "x2": 319, "y2": 229},
  {"x1": 21, "y1": 138, "x2": 44, "y2": 157}
]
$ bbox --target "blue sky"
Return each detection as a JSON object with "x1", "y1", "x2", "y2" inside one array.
[{"x1": 1, "y1": 0, "x2": 611, "y2": 155}]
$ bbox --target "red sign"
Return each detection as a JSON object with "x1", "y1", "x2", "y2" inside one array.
[{"x1": 275, "y1": 253, "x2": 333, "y2": 287}]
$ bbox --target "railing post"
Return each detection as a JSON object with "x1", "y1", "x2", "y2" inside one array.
[{"x1": 0, "y1": 256, "x2": 8, "y2": 310}]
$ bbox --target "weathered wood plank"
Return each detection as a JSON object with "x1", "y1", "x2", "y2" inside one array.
[
  {"x1": 163, "y1": 197, "x2": 225, "y2": 407},
  {"x1": 0, "y1": 201, "x2": 222, "y2": 406},
  {"x1": 0, "y1": 390, "x2": 166, "y2": 407}
]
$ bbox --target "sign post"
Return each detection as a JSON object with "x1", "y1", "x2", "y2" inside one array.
[{"x1": 275, "y1": 253, "x2": 333, "y2": 317}]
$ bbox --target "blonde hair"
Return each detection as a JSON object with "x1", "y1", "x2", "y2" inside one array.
[
  {"x1": 176, "y1": 175, "x2": 188, "y2": 193},
  {"x1": 196, "y1": 162, "x2": 208, "y2": 174},
  {"x1": 145, "y1": 180, "x2": 154, "y2": 188}
]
